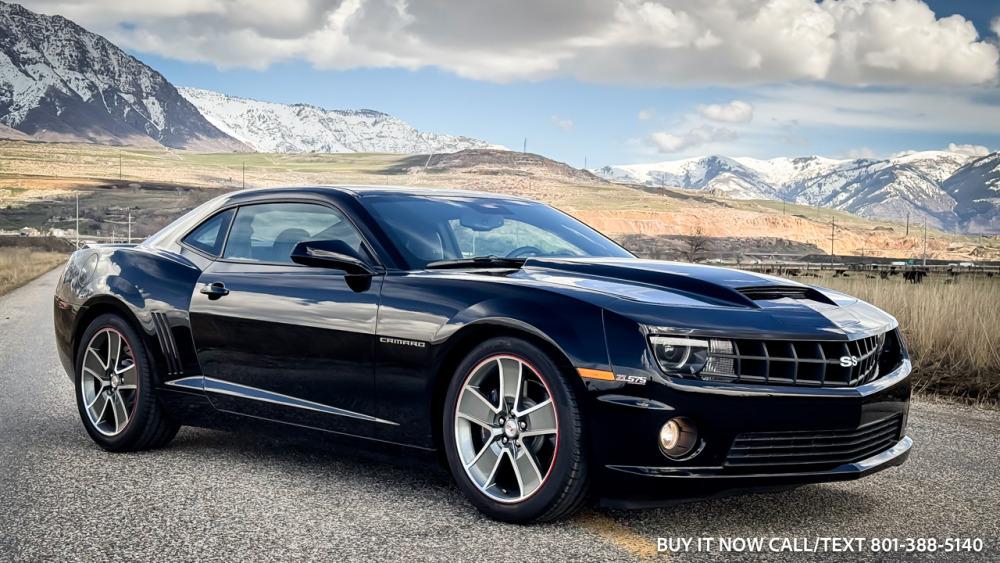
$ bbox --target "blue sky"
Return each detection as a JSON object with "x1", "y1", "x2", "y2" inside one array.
[{"x1": 21, "y1": 0, "x2": 1000, "y2": 166}]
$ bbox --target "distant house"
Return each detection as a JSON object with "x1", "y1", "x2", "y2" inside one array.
[
  {"x1": 48, "y1": 228, "x2": 77, "y2": 238},
  {"x1": 19, "y1": 227, "x2": 40, "y2": 237}
]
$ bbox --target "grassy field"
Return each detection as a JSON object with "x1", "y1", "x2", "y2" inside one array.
[
  {"x1": 820, "y1": 276, "x2": 1000, "y2": 403},
  {"x1": 0, "y1": 247, "x2": 66, "y2": 295}
]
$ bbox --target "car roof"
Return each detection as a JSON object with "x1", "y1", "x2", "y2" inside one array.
[{"x1": 228, "y1": 185, "x2": 533, "y2": 202}]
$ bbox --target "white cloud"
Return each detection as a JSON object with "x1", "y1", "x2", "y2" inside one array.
[
  {"x1": 697, "y1": 100, "x2": 753, "y2": 123},
  {"x1": 844, "y1": 147, "x2": 877, "y2": 159},
  {"x1": 550, "y1": 115, "x2": 574, "y2": 131},
  {"x1": 947, "y1": 143, "x2": 990, "y2": 157},
  {"x1": 637, "y1": 108, "x2": 654, "y2": 121},
  {"x1": 749, "y1": 84, "x2": 1000, "y2": 134},
  {"x1": 650, "y1": 125, "x2": 737, "y2": 153},
  {"x1": 16, "y1": 0, "x2": 1000, "y2": 86}
]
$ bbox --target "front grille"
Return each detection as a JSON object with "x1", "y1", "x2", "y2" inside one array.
[
  {"x1": 701, "y1": 329, "x2": 904, "y2": 387},
  {"x1": 725, "y1": 415, "x2": 902, "y2": 469}
]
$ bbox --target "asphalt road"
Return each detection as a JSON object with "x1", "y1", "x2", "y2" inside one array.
[{"x1": 1, "y1": 270, "x2": 997, "y2": 562}]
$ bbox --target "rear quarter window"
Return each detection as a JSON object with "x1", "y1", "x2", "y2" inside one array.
[{"x1": 181, "y1": 209, "x2": 235, "y2": 257}]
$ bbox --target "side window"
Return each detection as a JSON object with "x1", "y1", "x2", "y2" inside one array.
[
  {"x1": 182, "y1": 209, "x2": 234, "y2": 257},
  {"x1": 222, "y1": 203, "x2": 369, "y2": 264}
]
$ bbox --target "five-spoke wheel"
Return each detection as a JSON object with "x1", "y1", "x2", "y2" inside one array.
[
  {"x1": 444, "y1": 337, "x2": 588, "y2": 523},
  {"x1": 75, "y1": 313, "x2": 180, "y2": 452},
  {"x1": 80, "y1": 328, "x2": 139, "y2": 436},
  {"x1": 454, "y1": 355, "x2": 559, "y2": 503}
]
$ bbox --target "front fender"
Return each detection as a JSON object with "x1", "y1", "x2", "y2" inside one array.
[{"x1": 434, "y1": 295, "x2": 611, "y2": 371}]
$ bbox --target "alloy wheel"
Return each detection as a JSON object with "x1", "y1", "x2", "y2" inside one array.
[
  {"x1": 80, "y1": 328, "x2": 139, "y2": 436},
  {"x1": 454, "y1": 355, "x2": 559, "y2": 503}
]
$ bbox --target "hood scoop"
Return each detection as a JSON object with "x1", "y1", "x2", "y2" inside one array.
[{"x1": 736, "y1": 285, "x2": 837, "y2": 306}]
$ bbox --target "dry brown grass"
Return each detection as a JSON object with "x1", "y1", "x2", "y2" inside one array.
[
  {"x1": 819, "y1": 276, "x2": 1000, "y2": 402},
  {"x1": 0, "y1": 248, "x2": 66, "y2": 295},
  {"x1": 3, "y1": 140, "x2": 998, "y2": 262}
]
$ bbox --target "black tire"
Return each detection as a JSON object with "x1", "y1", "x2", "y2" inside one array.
[
  {"x1": 74, "y1": 313, "x2": 179, "y2": 452},
  {"x1": 442, "y1": 337, "x2": 589, "y2": 523}
]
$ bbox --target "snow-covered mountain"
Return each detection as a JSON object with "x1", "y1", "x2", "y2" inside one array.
[
  {"x1": 179, "y1": 88, "x2": 502, "y2": 154},
  {"x1": 602, "y1": 155, "x2": 779, "y2": 199},
  {"x1": 942, "y1": 153, "x2": 1000, "y2": 233},
  {"x1": 596, "y1": 149, "x2": 1000, "y2": 233},
  {"x1": 0, "y1": 1, "x2": 246, "y2": 151}
]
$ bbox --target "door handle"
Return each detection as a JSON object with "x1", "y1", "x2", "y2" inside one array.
[{"x1": 200, "y1": 282, "x2": 230, "y2": 299}]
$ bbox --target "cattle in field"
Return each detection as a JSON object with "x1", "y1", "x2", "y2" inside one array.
[{"x1": 903, "y1": 270, "x2": 927, "y2": 283}]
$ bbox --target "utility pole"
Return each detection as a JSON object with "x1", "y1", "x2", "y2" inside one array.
[
  {"x1": 905, "y1": 212, "x2": 909, "y2": 238},
  {"x1": 522, "y1": 138, "x2": 527, "y2": 153},
  {"x1": 584, "y1": 156, "x2": 587, "y2": 170},
  {"x1": 922, "y1": 220, "x2": 928, "y2": 266},
  {"x1": 242, "y1": 161, "x2": 246, "y2": 189},
  {"x1": 830, "y1": 216, "x2": 835, "y2": 265},
  {"x1": 127, "y1": 210, "x2": 132, "y2": 243},
  {"x1": 75, "y1": 192, "x2": 79, "y2": 249}
]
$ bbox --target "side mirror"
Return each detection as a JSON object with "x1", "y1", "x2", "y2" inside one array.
[{"x1": 290, "y1": 240, "x2": 376, "y2": 276}]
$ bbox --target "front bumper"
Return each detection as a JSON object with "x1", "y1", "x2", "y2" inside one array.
[
  {"x1": 586, "y1": 360, "x2": 913, "y2": 508},
  {"x1": 598, "y1": 436, "x2": 911, "y2": 508}
]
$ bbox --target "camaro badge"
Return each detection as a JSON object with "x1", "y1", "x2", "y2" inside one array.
[{"x1": 379, "y1": 337, "x2": 426, "y2": 348}]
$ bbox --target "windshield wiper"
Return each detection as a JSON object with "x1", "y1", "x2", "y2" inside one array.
[{"x1": 426, "y1": 256, "x2": 527, "y2": 269}]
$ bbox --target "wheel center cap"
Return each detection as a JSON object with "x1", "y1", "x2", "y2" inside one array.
[
  {"x1": 503, "y1": 418, "x2": 519, "y2": 439},
  {"x1": 110, "y1": 375, "x2": 120, "y2": 388}
]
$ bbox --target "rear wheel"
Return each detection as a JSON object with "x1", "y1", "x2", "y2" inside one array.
[
  {"x1": 75, "y1": 313, "x2": 179, "y2": 451},
  {"x1": 443, "y1": 337, "x2": 588, "y2": 523}
]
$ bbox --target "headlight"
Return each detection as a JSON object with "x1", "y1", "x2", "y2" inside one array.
[{"x1": 649, "y1": 336, "x2": 709, "y2": 376}]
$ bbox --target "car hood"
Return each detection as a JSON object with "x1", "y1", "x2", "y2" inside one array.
[{"x1": 508, "y1": 257, "x2": 896, "y2": 340}]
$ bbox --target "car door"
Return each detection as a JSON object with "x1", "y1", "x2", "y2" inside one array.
[{"x1": 188, "y1": 201, "x2": 389, "y2": 436}]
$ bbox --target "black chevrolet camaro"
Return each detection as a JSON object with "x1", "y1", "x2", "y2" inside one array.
[{"x1": 53, "y1": 186, "x2": 912, "y2": 523}]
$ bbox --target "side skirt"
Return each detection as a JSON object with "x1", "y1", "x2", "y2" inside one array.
[{"x1": 164, "y1": 376, "x2": 398, "y2": 426}]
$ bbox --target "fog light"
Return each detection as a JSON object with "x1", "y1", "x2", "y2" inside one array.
[{"x1": 659, "y1": 417, "x2": 699, "y2": 459}]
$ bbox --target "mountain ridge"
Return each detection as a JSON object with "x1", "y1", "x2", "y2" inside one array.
[
  {"x1": 178, "y1": 87, "x2": 503, "y2": 155},
  {"x1": 596, "y1": 150, "x2": 1000, "y2": 233},
  {"x1": 0, "y1": 1, "x2": 247, "y2": 151}
]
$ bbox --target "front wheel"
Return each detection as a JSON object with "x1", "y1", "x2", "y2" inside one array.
[
  {"x1": 442, "y1": 337, "x2": 589, "y2": 523},
  {"x1": 74, "y1": 313, "x2": 179, "y2": 452}
]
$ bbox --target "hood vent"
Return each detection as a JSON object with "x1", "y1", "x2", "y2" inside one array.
[{"x1": 736, "y1": 286, "x2": 837, "y2": 306}]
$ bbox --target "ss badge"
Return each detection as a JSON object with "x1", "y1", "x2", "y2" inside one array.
[{"x1": 839, "y1": 355, "x2": 859, "y2": 367}]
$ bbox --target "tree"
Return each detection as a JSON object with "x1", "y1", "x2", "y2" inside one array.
[{"x1": 681, "y1": 227, "x2": 710, "y2": 263}]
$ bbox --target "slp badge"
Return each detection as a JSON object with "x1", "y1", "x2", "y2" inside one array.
[{"x1": 615, "y1": 374, "x2": 648, "y2": 385}]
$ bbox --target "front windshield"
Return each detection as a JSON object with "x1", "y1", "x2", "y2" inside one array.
[{"x1": 361, "y1": 194, "x2": 633, "y2": 269}]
